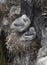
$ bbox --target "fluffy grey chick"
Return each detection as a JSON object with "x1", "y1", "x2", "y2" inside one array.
[{"x1": 10, "y1": 14, "x2": 31, "y2": 32}]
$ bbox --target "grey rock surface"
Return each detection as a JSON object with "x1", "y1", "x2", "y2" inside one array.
[
  {"x1": 21, "y1": 0, "x2": 33, "y2": 19},
  {"x1": 34, "y1": 15, "x2": 44, "y2": 39},
  {"x1": 2, "y1": 17, "x2": 9, "y2": 26},
  {"x1": 41, "y1": 28, "x2": 47, "y2": 46},
  {"x1": 35, "y1": 46, "x2": 47, "y2": 65},
  {"x1": 0, "y1": 0, "x2": 6, "y2": 4},
  {"x1": 36, "y1": 56, "x2": 47, "y2": 65},
  {"x1": 9, "y1": 6, "x2": 21, "y2": 18}
]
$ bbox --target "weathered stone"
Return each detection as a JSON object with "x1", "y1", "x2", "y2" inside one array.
[
  {"x1": 34, "y1": 15, "x2": 45, "y2": 39},
  {"x1": 7, "y1": 0, "x2": 21, "y2": 6},
  {"x1": 35, "y1": 46, "x2": 47, "y2": 65},
  {"x1": 2, "y1": 17, "x2": 9, "y2": 26},
  {"x1": 10, "y1": 14, "x2": 31, "y2": 32},
  {"x1": 21, "y1": 0, "x2": 33, "y2": 19},
  {"x1": 0, "y1": 0, "x2": 6, "y2": 4},
  {"x1": 41, "y1": 28, "x2": 47, "y2": 46},
  {"x1": 9, "y1": 6, "x2": 21, "y2": 18},
  {"x1": 36, "y1": 56, "x2": 47, "y2": 65},
  {"x1": 0, "y1": 0, "x2": 9, "y2": 14}
]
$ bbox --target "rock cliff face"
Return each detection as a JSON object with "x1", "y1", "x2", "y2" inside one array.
[{"x1": 0, "y1": 0, "x2": 47, "y2": 65}]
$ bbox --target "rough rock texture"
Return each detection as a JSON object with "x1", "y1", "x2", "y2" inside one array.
[
  {"x1": 9, "y1": 6, "x2": 21, "y2": 18},
  {"x1": 36, "y1": 46, "x2": 47, "y2": 65},
  {"x1": 21, "y1": 0, "x2": 33, "y2": 19},
  {"x1": 41, "y1": 28, "x2": 47, "y2": 46}
]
